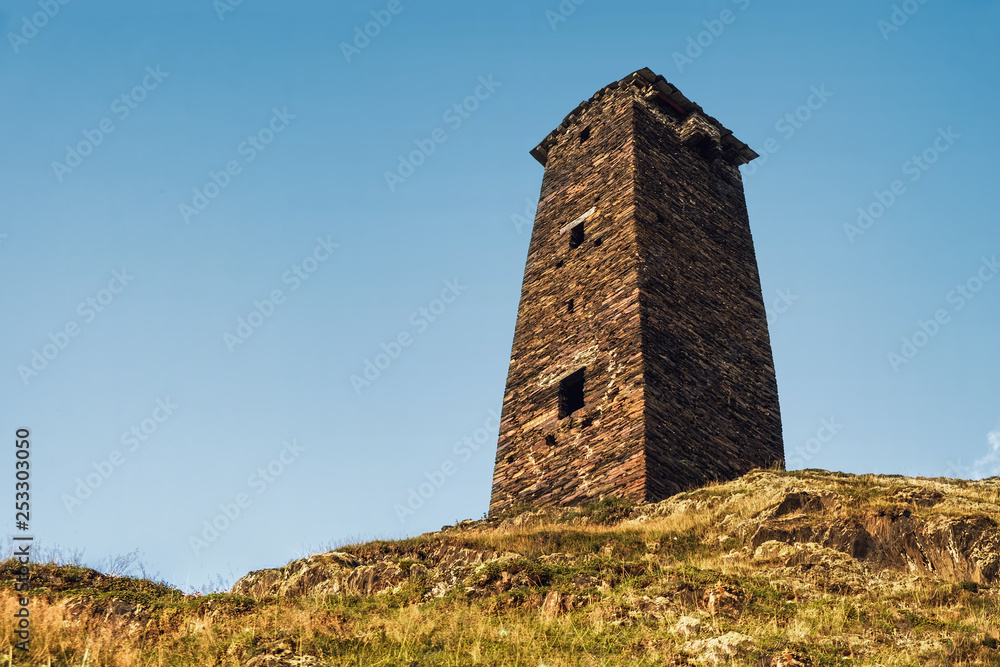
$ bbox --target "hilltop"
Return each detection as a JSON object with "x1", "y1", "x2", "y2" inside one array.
[{"x1": 2, "y1": 469, "x2": 999, "y2": 666}]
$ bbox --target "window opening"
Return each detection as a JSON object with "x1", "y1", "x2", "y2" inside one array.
[{"x1": 558, "y1": 368, "x2": 586, "y2": 417}]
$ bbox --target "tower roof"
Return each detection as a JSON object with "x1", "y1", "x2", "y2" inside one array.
[{"x1": 530, "y1": 67, "x2": 759, "y2": 167}]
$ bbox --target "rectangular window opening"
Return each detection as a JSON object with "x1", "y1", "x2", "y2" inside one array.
[
  {"x1": 566, "y1": 299, "x2": 574, "y2": 313},
  {"x1": 558, "y1": 368, "x2": 586, "y2": 418},
  {"x1": 569, "y1": 222, "x2": 584, "y2": 249}
]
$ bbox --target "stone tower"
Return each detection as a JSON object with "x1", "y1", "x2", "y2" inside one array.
[{"x1": 489, "y1": 67, "x2": 783, "y2": 514}]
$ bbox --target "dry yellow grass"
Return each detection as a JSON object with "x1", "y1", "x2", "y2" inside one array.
[{"x1": 2, "y1": 470, "x2": 999, "y2": 666}]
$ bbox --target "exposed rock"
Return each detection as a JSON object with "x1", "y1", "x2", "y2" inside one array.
[
  {"x1": 752, "y1": 540, "x2": 870, "y2": 592},
  {"x1": 750, "y1": 497, "x2": 1000, "y2": 584},
  {"x1": 58, "y1": 596, "x2": 151, "y2": 633},
  {"x1": 231, "y1": 551, "x2": 363, "y2": 598},
  {"x1": 228, "y1": 473, "x2": 1000, "y2": 606},
  {"x1": 540, "y1": 590, "x2": 577, "y2": 616},
  {"x1": 244, "y1": 656, "x2": 285, "y2": 667},
  {"x1": 892, "y1": 487, "x2": 945, "y2": 507},
  {"x1": 623, "y1": 594, "x2": 672, "y2": 621},
  {"x1": 4, "y1": 470, "x2": 1000, "y2": 666},
  {"x1": 243, "y1": 655, "x2": 322, "y2": 667},
  {"x1": 702, "y1": 584, "x2": 740, "y2": 617},
  {"x1": 682, "y1": 632, "x2": 755, "y2": 665},
  {"x1": 671, "y1": 615, "x2": 703, "y2": 638},
  {"x1": 767, "y1": 491, "x2": 837, "y2": 518},
  {"x1": 763, "y1": 653, "x2": 810, "y2": 667},
  {"x1": 232, "y1": 545, "x2": 524, "y2": 600}
]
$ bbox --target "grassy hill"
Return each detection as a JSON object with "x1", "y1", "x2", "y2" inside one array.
[{"x1": 2, "y1": 469, "x2": 999, "y2": 666}]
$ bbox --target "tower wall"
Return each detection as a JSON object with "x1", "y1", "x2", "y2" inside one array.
[
  {"x1": 632, "y1": 91, "x2": 784, "y2": 499},
  {"x1": 490, "y1": 69, "x2": 783, "y2": 514},
  {"x1": 490, "y1": 85, "x2": 647, "y2": 511}
]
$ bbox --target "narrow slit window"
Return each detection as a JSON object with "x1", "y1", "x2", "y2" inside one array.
[
  {"x1": 579, "y1": 126, "x2": 591, "y2": 143},
  {"x1": 558, "y1": 368, "x2": 586, "y2": 418},
  {"x1": 569, "y1": 222, "x2": 584, "y2": 249},
  {"x1": 566, "y1": 299, "x2": 575, "y2": 313}
]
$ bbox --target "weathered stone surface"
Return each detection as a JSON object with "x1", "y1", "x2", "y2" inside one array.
[
  {"x1": 752, "y1": 540, "x2": 870, "y2": 592},
  {"x1": 702, "y1": 584, "x2": 740, "y2": 617},
  {"x1": 490, "y1": 67, "x2": 783, "y2": 514},
  {"x1": 58, "y1": 596, "x2": 151, "y2": 633},
  {"x1": 226, "y1": 471, "x2": 1000, "y2": 613},
  {"x1": 230, "y1": 544, "x2": 524, "y2": 600},
  {"x1": 750, "y1": 504, "x2": 1000, "y2": 584},
  {"x1": 243, "y1": 654, "x2": 322, "y2": 667},
  {"x1": 671, "y1": 614, "x2": 704, "y2": 639},
  {"x1": 628, "y1": 470, "x2": 1000, "y2": 588},
  {"x1": 540, "y1": 590, "x2": 576, "y2": 617},
  {"x1": 244, "y1": 656, "x2": 285, "y2": 667},
  {"x1": 682, "y1": 631, "x2": 756, "y2": 665}
]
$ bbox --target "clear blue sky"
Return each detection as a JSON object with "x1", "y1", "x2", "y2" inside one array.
[{"x1": 3, "y1": 0, "x2": 999, "y2": 591}]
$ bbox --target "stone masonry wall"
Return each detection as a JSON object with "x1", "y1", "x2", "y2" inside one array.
[
  {"x1": 490, "y1": 70, "x2": 783, "y2": 514},
  {"x1": 632, "y1": 91, "x2": 784, "y2": 500},
  {"x1": 490, "y1": 81, "x2": 647, "y2": 513}
]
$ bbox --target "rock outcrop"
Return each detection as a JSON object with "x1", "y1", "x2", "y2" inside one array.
[
  {"x1": 232, "y1": 470, "x2": 1000, "y2": 601},
  {"x1": 4, "y1": 470, "x2": 999, "y2": 666}
]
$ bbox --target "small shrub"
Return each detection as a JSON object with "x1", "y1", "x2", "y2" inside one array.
[
  {"x1": 582, "y1": 497, "x2": 635, "y2": 525},
  {"x1": 493, "y1": 502, "x2": 538, "y2": 520},
  {"x1": 957, "y1": 579, "x2": 979, "y2": 593}
]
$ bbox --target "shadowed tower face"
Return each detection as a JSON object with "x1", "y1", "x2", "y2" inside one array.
[{"x1": 489, "y1": 68, "x2": 783, "y2": 514}]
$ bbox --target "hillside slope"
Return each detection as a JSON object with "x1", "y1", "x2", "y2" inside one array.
[{"x1": 3, "y1": 470, "x2": 1000, "y2": 666}]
